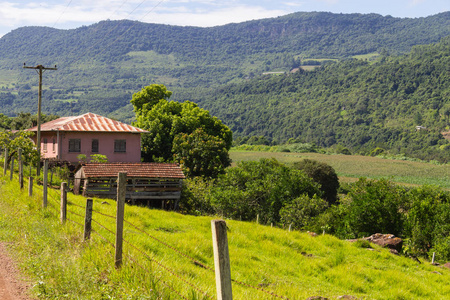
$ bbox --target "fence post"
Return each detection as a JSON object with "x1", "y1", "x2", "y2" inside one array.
[
  {"x1": 115, "y1": 172, "x2": 126, "y2": 268},
  {"x1": 18, "y1": 148, "x2": 23, "y2": 189},
  {"x1": 28, "y1": 177, "x2": 33, "y2": 197},
  {"x1": 3, "y1": 148, "x2": 8, "y2": 176},
  {"x1": 84, "y1": 199, "x2": 93, "y2": 240},
  {"x1": 211, "y1": 219, "x2": 233, "y2": 300},
  {"x1": 43, "y1": 160, "x2": 48, "y2": 208},
  {"x1": 60, "y1": 182, "x2": 67, "y2": 224},
  {"x1": 9, "y1": 156, "x2": 14, "y2": 181}
]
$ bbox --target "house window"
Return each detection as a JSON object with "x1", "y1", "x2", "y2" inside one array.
[
  {"x1": 114, "y1": 139, "x2": 126, "y2": 153},
  {"x1": 69, "y1": 139, "x2": 81, "y2": 153},
  {"x1": 91, "y1": 139, "x2": 99, "y2": 153},
  {"x1": 43, "y1": 138, "x2": 47, "y2": 152},
  {"x1": 52, "y1": 139, "x2": 56, "y2": 153}
]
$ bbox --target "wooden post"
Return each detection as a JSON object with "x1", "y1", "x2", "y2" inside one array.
[
  {"x1": 432, "y1": 252, "x2": 436, "y2": 264},
  {"x1": 256, "y1": 214, "x2": 259, "y2": 224},
  {"x1": 28, "y1": 177, "x2": 33, "y2": 197},
  {"x1": 43, "y1": 160, "x2": 48, "y2": 208},
  {"x1": 84, "y1": 199, "x2": 93, "y2": 240},
  {"x1": 60, "y1": 182, "x2": 67, "y2": 224},
  {"x1": 18, "y1": 148, "x2": 23, "y2": 189},
  {"x1": 9, "y1": 156, "x2": 14, "y2": 181},
  {"x1": 289, "y1": 224, "x2": 292, "y2": 232},
  {"x1": 212, "y1": 220, "x2": 233, "y2": 300},
  {"x1": 3, "y1": 148, "x2": 8, "y2": 176},
  {"x1": 115, "y1": 172, "x2": 126, "y2": 268}
]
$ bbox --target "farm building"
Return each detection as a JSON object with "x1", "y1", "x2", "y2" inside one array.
[
  {"x1": 26, "y1": 112, "x2": 148, "y2": 164},
  {"x1": 74, "y1": 163, "x2": 185, "y2": 209}
]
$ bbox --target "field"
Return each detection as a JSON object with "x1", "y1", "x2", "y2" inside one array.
[
  {"x1": 230, "y1": 151, "x2": 450, "y2": 189},
  {"x1": 1, "y1": 172, "x2": 450, "y2": 299}
]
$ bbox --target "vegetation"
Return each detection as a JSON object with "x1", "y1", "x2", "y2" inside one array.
[
  {"x1": 0, "y1": 13, "x2": 448, "y2": 163},
  {"x1": 196, "y1": 36, "x2": 450, "y2": 163},
  {"x1": 1, "y1": 167, "x2": 450, "y2": 299},
  {"x1": 229, "y1": 150, "x2": 450, "y2": 189},
  {"x1": 132, "y1": 84, "x2": 232, "y2": 177}
]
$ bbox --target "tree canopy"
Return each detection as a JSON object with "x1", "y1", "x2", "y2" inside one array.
[{"x1": 132, "y1": 84, "x2": 232, "y2": 177}]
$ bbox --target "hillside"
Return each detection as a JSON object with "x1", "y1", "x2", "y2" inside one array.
[
  {"x1": 1, "y1": 172, "x2": 450, "y2": 299},
  {"x1": 0, "y1": 12, "x2": 449, "y2": 119},
  {"x1": 196, "y1": 37, "x2": 450, "y2": 162}
]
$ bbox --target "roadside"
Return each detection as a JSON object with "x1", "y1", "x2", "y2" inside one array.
[{"x1": 0, "y1": 242, "x2": 33, "y2": 300}]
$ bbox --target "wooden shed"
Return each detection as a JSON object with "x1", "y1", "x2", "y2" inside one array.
[{"x1": 74, "y1": 163, "x2": 185, "y2": 209}]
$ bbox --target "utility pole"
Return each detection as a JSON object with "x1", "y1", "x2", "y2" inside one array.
[{"x1": 23, "y1": 63, "x2": 57, "y2": 175}]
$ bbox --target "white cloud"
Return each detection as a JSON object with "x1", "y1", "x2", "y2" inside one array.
[{"x1": 140, "y1": 5, "x2": 288, "y2": 27}]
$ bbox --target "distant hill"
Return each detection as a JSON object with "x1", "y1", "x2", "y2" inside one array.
[
  {"x1": 0, "y1": 11, "x2": 449, "y2": 161},
  {"x1": 0, "y1": 11, "x2": 449, "y2": 118},
  {"x1": 194, "y1": 36, "x2": 450, "y2": 162}
]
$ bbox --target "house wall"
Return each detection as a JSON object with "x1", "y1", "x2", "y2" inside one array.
[{"x1": 36, "y1": 131, "x2": 142, "y2": 163}]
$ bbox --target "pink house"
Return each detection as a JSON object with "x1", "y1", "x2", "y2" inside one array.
[{"x1": 27, "y1": 113, "x2": 148, "y2": 163}]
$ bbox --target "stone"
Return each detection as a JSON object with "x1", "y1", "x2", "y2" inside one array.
[
  {"x1": 443, "y1": 262, "x2": 450, "y2": 269},
  {"x1": 306, "y1": 297, "x2": 328, "y2": 300},
  {"x1": 363, "y1": 233, "x2": 403, "y2": 253}
]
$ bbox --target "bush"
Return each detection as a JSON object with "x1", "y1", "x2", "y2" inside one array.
[
  {"x1": 292, "y1": 159, "x2": 340, "y2": 205},
  {"x1": 280, "y1": 194, "x2": 328, "y2": 230},
  {"x1": 210, "y1": 158, "x2": 321, "y2": 223},
  {"x1": 341, "y1": 178, "x2": 406, "y2": 238}
]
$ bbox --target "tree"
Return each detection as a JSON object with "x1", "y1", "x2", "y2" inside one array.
[
  {"x1": 173, "y1": 128, "x2": 230, "y2": 178},
  {"x1": 292, "y1": 159, "x2": 340, "y2": 205},
  {"x1": 0, "y1": 130, "x2": 39, "y2": 165},
  {"x1": 209, "y1": 158, "x2": 321, "y2": 223},
  {"x1": 131, "y1": 84, "x2": 172, "y2": 113},
  {"x1": 132, "y1": 84, "x2": 232, "y2": 177}
]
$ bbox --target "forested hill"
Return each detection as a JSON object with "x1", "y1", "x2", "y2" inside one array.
[
  {"x1": 0, "y1": 11, "x2": 449, "y2": 162},
  {"x1": 194, "y1": 36, "x2": 450, "y2": 162},
  {"x1": 0, "y1": 12, "x2": 449, "y2": 118},
  {"x1": 1, "y1": 11, "x2": 449, "y2": 64}
]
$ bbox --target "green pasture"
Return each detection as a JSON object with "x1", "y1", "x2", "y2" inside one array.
[
  {"x1": 230, "y1": 151, "x2": 450, "y2": 189},
  {"x1": 0, "y1": 171, "x2": 449, "y2": 299}
]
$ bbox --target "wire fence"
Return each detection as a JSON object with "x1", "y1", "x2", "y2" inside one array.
[{"x1": 1, "y1": 155, "x2": 292, "y2": 300}]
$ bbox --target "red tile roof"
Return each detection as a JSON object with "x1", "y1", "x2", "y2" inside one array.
[
  {"x1": 81, "y1": 163, "x2": 185, "y2": 179},
  {"x1": 27, "y1": 113, "x2": 147, "y2": 133}
]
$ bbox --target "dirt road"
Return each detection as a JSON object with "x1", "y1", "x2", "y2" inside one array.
[{"x1": 0, "y1": 242, "x2": 33, "y2": 300}]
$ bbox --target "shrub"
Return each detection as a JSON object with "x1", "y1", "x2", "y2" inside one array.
[
  {"x1": 341, "y1": 178, "x2": 406, "y2": 238},
  {"x1": 280, "y1": 194, "x2": 328, "y2": 230},
  {"x1": 292, "y1": 159, "x2": 340, "y2": 205},
  {"x1": 210, "y1": 158, "x2": 321, "y2": 224}
]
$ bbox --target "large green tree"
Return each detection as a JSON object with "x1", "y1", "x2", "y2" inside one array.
[{"x1": 132, "y1": 84, "x2": 232, "y2": 177}]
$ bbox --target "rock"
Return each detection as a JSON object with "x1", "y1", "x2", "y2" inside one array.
[
  {"x1": 363, "y1": 233, "x2": 403, "y2": 253},
  {"x1": 306, "y1": 297, "x2": 328, "y2": 300},
  {"x1": 443, "y1": 262, "x2": 450, "y2": 269},
  {"x1": 307, "y1": 231, "x2": 318, "y2": 237}
]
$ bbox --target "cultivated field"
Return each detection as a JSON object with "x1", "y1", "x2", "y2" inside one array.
[{"x1": 230, "y1": 151, "x2": 450, "y2": 189}]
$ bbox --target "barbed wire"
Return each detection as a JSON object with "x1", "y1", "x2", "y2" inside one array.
[
  {"x1": 92, "y1": 208, "x2": 116, "y2": 220},
  {"x1": 123, "y1": 237, "x2": 213, "y2": 300},
  {"x1": 123, "y1": 219, "x2": 214, "y2": 271}
]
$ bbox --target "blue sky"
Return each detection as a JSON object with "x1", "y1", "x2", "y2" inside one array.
[{"x1": 0, "y1": 0, "x2": 448, "y2": 37}]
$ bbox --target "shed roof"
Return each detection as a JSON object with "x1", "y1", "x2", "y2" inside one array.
[
  {"x1": 27, "y1": 112, "x2": 147, "y2": 133},
  {"x1": 80, "y1": 163, "x2": 185, "y2": 179}
]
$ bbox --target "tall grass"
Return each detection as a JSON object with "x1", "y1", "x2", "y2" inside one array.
[{"x1": 1, "y1": 171, "x2": 450, "y2": 299}]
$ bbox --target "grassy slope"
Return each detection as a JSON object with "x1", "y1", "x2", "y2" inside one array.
[
  {"x1": 1, "y1": 170, "x2": 450, "y2": 299},
  {"x1": 230, "y1": 151, "x2": 450, "y2": 189}
]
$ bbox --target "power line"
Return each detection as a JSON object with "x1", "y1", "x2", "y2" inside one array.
[{"x1": 51, "y1": 0, "x2": 74, "y2": 29}]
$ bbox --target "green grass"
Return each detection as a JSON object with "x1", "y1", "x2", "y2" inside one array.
[
  {"x1": 1, "y1": 170, "x2": 450, "y2": 299},
  {"x1": 230, "y1": 151, "x2": 450, "y2": 189}
]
